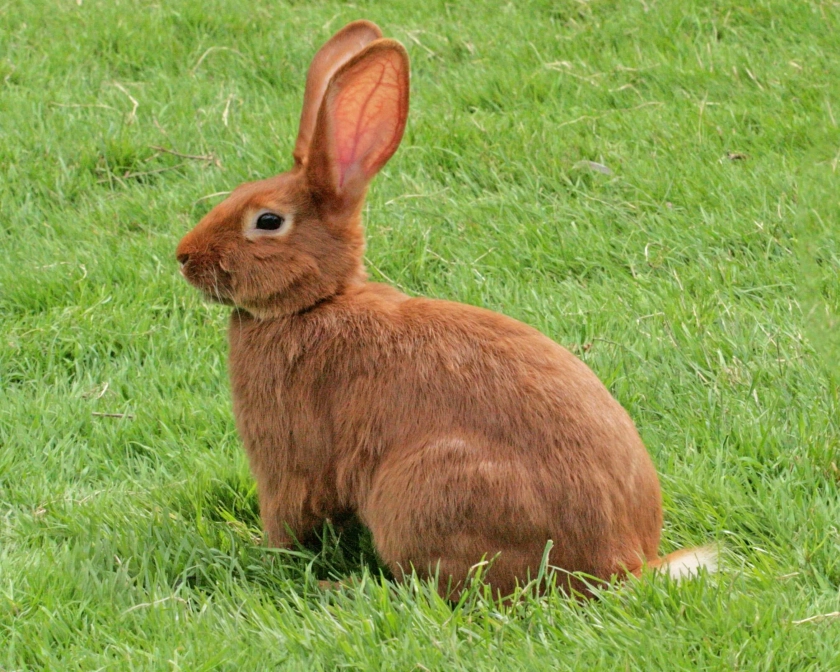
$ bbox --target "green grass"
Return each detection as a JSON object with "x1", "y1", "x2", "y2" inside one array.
[{"x1": 2, "y1": 0, "x2": 839, "y2": 668}]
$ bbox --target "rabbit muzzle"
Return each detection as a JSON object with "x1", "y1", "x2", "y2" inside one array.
[{"x1": 176, "y1": 243, "x2": 235, "y2": 305}]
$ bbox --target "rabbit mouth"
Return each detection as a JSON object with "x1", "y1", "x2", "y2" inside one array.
[{"x1": 181, "y1": 264, "x2": 234, "y2": 304}]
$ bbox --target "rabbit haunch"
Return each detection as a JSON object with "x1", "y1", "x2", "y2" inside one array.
[{"x1": 176, "y1": 20, "x2": 715, "y2": 597}]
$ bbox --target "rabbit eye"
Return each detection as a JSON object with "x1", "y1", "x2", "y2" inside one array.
[
  {"x1": 244, "y1": 210, "x2": 293, "y2": 239},
  {"x1": 256, "y1": 213, "x2": 285, "y2": 230}
]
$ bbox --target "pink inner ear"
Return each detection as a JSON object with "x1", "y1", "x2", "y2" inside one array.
[{"x1": 330, "y1": 51, "x2": 406, "y2": 188}]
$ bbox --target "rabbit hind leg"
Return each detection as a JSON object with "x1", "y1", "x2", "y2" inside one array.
[{"x1": 362, "y1": 436, "x2": 563, "y2": 599}]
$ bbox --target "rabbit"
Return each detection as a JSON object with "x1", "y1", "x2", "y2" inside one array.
[{"x1": 175, "y1": 20, "x2": 716, "y2": 598}]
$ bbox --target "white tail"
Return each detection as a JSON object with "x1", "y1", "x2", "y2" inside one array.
[{"x1": 649, "y1": 545, "x2": 719, "y2": 580}]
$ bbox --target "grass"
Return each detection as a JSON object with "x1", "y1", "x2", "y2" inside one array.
[{"x1": 1, "y1": 0, "x2": 839, "y2": 668}]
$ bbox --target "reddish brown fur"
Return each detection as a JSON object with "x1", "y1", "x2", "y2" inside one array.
[{"x1": 176, "y1": 22, "x2": 679, "y2": 598}]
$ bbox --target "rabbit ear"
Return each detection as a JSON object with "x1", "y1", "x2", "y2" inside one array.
[
  {"x1": 306, "y1": 39, "x2": 409, "y2": 208},
  {"x1": 293, "y1": 20, "x2": 383, "y2": 167}
]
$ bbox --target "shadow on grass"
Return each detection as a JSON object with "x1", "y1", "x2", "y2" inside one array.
[{"x1": 159, "y1": 472, "x2": 390, "y2": 595}]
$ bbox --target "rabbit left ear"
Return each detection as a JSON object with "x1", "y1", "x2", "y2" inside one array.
[{"x1": 305, "y1": 39, "x2": 410, "y2": 209}]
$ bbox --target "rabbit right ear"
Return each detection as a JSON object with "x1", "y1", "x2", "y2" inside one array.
[
  {"x1": 305, "y1": 40, "x2": 409, "y2": 210},
  {"x1": 293, "y1": 20, "x2": 383, "y2": 167}
]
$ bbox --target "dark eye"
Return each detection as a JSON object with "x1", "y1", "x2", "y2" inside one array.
[{"x1": 255, "y1": 213, "x2": 285, "y2": 231}]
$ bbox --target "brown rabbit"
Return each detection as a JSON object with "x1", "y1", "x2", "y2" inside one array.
[{"x1": 176, "y1": 20, "x2": 716, "y2": 598}]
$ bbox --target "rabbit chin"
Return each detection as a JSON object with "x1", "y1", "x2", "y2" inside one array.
[
  {"x1": 186, "y1": 264, "x2": 318, "y2": 318},
  {"x1": 182, "y1": 274, "x2": 234, "y2": 305},
  {"x1": 201, "y1": 290, "x2": 236, "y2": 307}
]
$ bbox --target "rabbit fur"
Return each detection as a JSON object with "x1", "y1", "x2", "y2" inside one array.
[{"x1": 176, "y1": 20, "x2": 713, "y2": 597}]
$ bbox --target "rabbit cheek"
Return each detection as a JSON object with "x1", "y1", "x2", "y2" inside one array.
[{"x1": 230, "y1": 253, "x2": 281, "y2": 300}]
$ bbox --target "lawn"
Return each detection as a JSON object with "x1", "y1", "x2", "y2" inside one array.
[{"x1": 1, "y1": 0, "x2": 839, "y2": 669}]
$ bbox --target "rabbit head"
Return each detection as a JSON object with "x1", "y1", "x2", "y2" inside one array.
[{"x1": 176, "y1": 21, "x2": 409, "y2": 318}]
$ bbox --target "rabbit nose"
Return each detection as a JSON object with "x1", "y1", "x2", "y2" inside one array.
[{"x1": 177, "y1": 252, "x2": 190, "y2": 266}]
